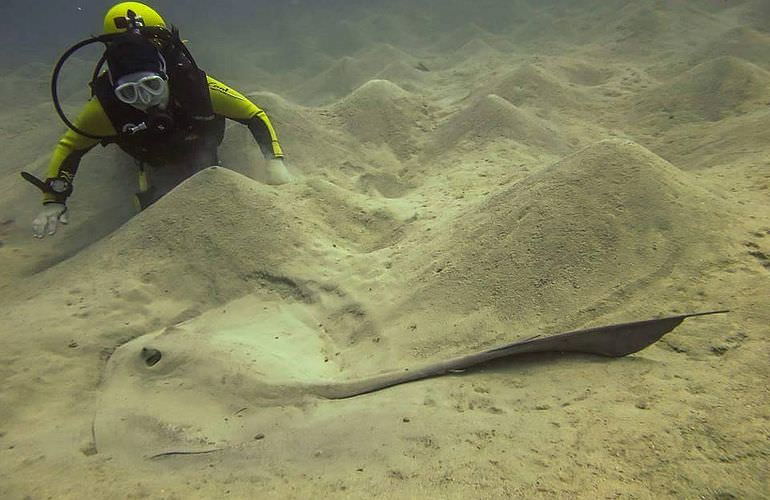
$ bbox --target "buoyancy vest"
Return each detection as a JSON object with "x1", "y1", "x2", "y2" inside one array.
[{"x1": 92, "y1": 40, "x2": 224, "y2": 167}]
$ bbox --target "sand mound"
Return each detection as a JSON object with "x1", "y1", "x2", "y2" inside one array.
[
  {"x1": 485, "y1": 63, "x2": 586, "y2": 111},
  {"x1": 429, "y1": 19, "x2": 517, "y2": 54},
  {"x1": 290, "y1": 56, "x2": 371, "y2": 105},
  {"x1": 373, "y1": 61, "x2": 428, "y2": 91},
  {"x1": 596, "y1": 3, "x2": 726, "y2": 58},
  {"x1": 692, "y1": 27, "x2": 770, "y2": 68},
  {"x1": 642, "y1": 108, "x2": 770, "y2": 170},
  {"x1": 332, "y1": 79, "x2": 427, "y2": 159},
  {"x1": 357, "y1": 44, "x2": 424, "y2": 89},
  {"x1": 291, "y1": 44, "x2": 421, "y2": 105},
  {"x1": 430, "y1": 23, "x2": 494, "y2": 53},
  {"x1": 396, "y1": 140, "x2": 730, "y2": 342},
  {"x1": 296, "y1": 178, "x2": 407, "y2": 253},
  {"x1": 357, "y1": 43, "x2": 416, "y2": 65},
  {"x1": 430, "y1": 94, "x2": 569, "y2": 155},
  {"x1": 26, "y1": 167, "x2": 308, "y2": 307},
  {"x1": 635, "y1": 56, "x2": 770, "y2": 122},
  {"x1": 549, "y1": 59, "x2": 615, "y2": 87}
]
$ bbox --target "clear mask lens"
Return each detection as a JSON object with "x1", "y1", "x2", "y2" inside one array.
[
  {"x1": 140, "y1": 76, "x2": 165, "y2": 93},
  {"x1": 116, "y1": 84, "x2": 138, "y2": 103}
]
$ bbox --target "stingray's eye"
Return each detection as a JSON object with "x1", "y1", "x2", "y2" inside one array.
[{"x1": 141, "y1": 347, "x2": 163, "y2": 367}]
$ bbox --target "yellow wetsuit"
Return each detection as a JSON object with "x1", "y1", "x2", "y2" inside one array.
[{"x1": 43, "y1": 76, "x2": 284, "y2": 203}]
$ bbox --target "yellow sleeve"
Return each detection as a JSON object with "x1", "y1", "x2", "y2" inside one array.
[
  {"x1": 207, "y1": 75, "x2": 284, "y2": 158},
  {"x1": 42, "y1": 98, "x2": 116, "y2": 203}
]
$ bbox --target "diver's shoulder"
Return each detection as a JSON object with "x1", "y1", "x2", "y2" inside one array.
[{"x1": 206, "y1": 76, "x2": 248, "y2": 102}]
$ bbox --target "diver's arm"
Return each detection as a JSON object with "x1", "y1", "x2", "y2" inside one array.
[
  {"x1": 206, "y1": 76, "x2": 284, "y2": 159},
  {"x1": 43, "y1": 98, "x2": 116, "y2": 203},
  {"x1": 31, "y1": 99, "x2": 114, "y2": 237},
  {"x1": 245, "y1": 112, "x2": 284, "y2": 159}
]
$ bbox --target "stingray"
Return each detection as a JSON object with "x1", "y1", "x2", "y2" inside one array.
[{"x1": 94, "y1": 309, "x2": 727, "y2": 457}]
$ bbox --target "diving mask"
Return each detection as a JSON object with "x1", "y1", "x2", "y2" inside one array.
[{"x1": 114, "y1": 71, "x2": 169, "y2": 110}]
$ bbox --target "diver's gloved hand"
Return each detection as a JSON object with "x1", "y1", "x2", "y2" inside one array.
[
  {"x1": 264, "y1": 157, "x2": 293, "y2": 185},
  {"x1": 32, "y1": 203, "x2": 68, "y2": 238}
]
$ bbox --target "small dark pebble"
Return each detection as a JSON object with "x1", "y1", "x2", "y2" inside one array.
[
  {"x1": 402, "y1": 417, "x2": 410, "y2": 423},
  {"x1": 254, "y1": 433, "x2": 265, "y2": 440},
  {"x1": 710, "y1": 345, "x2": 729, "y2": 356},
  {"x1": 68, "y1": 342, "x2": 79, "y2": 348},
  {"x1": 356, "y1": 468, "x2": 364, "y2": 472}
]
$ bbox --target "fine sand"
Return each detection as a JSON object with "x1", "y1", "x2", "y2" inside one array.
[{"x1": 1, "y1": 1, "x2": 768, "y2": 498}]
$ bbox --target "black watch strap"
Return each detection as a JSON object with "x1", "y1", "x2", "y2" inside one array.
[{"x1": 21, "y1": 172, "x2": 74, "y2": 201}]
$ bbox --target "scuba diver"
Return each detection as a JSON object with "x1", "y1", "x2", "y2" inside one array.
[{"x1": 27, "y1": 2, "x2": 292, "y2": 238}]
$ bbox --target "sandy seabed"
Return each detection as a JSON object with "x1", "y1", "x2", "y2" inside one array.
[{"x1": 0, "y1": 1, "x2": 768, "y2": 498}]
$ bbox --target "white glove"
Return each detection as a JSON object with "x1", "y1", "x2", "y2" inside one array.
[
  {"x1": 32, "y1": 203, "x2": 68, "y2": 238},
  {"x1": 264, "y1": 158, "x2": 293, "y2": 185}
]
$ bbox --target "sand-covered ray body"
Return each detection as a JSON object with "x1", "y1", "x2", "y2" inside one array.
[{"x1": 94, "y1": 297, "x2": 725, "y2": 457}]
